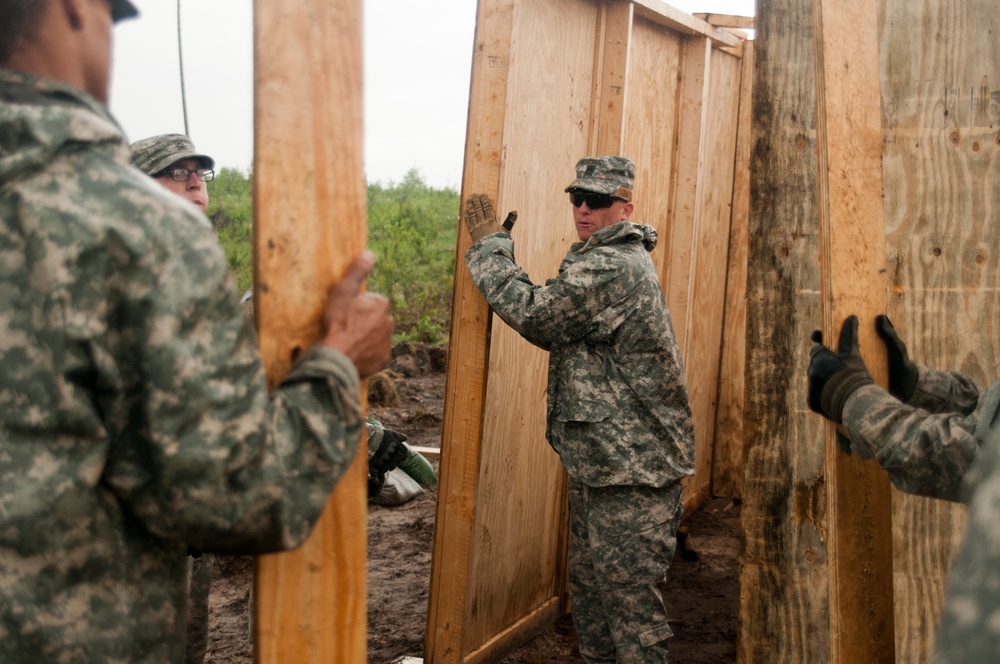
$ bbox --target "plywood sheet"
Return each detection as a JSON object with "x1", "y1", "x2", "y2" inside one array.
[{"x1": 879, "y1": 1, "x2": 1000, "y2": 660}]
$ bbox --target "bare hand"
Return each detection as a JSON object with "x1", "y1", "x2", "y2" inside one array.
[{"x1": 322, "y1": 251, "x2": 394, "y2": 378}]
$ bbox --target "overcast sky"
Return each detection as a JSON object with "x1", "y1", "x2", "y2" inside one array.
[{"x1": 109, "y1": 0, "x2": 753, "y2": 190}]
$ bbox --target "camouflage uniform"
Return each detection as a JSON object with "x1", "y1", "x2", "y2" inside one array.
[
  {"x1": 465, "y1": 157, "x2": 695, "y2": 662},
  {"x1": 0, "y1": 68, "x2": 364, "y2": 663},
  {"x1": 841, "y1": 365, "x2": 994, "y2": 502},
  {"x1": 933, "y1": 421, "x2": 1000, "y2": 661}
]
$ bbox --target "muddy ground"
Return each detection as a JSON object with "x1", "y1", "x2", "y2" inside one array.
[{"x1": 205, "y1": 343, "x2": 740, "y2": 663}]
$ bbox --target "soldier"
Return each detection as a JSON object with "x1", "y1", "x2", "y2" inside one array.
[
  {"x1": 0, "y1": 1, "x2": 393, "y2": 662},
  {"x1": 462, "y1": 157, "x2": 695, "y2": 663},
  {"x1": 131, "y1": 133, "x2": 215, "y2": 214}
]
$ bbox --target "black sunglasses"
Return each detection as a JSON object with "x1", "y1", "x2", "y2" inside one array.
[
  {"x1": 157, "y1": 167, "x2": 215, "y2": 183},
  {"x1": 569, "y1": 192, "x2": 627, "y2": 209}
]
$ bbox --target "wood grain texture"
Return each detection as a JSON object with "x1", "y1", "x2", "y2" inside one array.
[
  {"x1": 711, "y1": 41, "x2": 753, "y2": 500},
  {"x1": 682, "y1": 49, "x2": 743, "y2": 512},
  {"x1": 426, "y1": 0, "x2": 516, "y2": 661},
  {"x1": 251, "y1": 0, "x2": 367, "y2": 661},
  {"x1": 665, "y1": 36, "x2": 710, "y2": 356},
  {"x1": 738, "y1": 0, "x2": 831, "y2": 660},
  {"x1": 879, "y1": 1, "x2": 1000, "y2": 660},
  {"x1": 813, "y1": 0, "x2": 895, "y2": 660}
]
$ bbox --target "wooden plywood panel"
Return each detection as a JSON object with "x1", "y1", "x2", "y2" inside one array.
[
  {"x1": 463, "y1": 0, "x2": 600, "y2": 657},
  {"x1": 738, "y1": 0, "x2": 831, "y2": 660},
  {"x1": 622, "y1": 16, "x2": 683, "y2": 283},
  {"x1": 879, "y1": 1, "x2": 1000, "y2": 660},
  {"x1": 251, "y1": 0, "x2": 367, "y2": 661},
  {"x1": 813, "y1": 0, "x2": 895, "y2": 657},
  {"x1": 712, "y1": 41, "x2": 753, "y2": 499},
  {"x1": 682, "y1": 49, "x2": 743, "y2": 512}
]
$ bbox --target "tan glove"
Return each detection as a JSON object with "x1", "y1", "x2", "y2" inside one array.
[{"x1": 464, "y1": 194, "x2": 504, "y2": 243}]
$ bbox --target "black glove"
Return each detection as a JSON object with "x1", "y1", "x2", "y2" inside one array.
[
  {"x1": 875, "y1": 314, "x2": 918, "y2": 402},
  {"x1": 807, "y1": 315, "x2": 875, "y2": 424},
  {"x1": 368, "y1": 427, "x2": 409, "y2": 497}
]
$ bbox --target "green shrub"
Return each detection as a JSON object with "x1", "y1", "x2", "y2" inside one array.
[{"x1": 209, "y1": 167, "x2": 459, "y2": 346}]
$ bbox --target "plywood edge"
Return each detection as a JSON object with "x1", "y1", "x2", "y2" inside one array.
[
  {"x1": 693, "y1": 13, "x2": 755, "y2": 30},
  {"x1": 632, "y1": 0, "x2": 741, "y2": 48},
  {"x1": 463, "y1": 597, "x2": 564, "y2": 664}
]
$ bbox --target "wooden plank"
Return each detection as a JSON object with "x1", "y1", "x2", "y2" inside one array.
[
  {"x1": 693, "y1": 13, "x2": 754, "y2": 30},
  {"x1": 463, "y1": 597, "x2": 564, "y2": 664},
  {"x1": 251, "y1": 0, "x2": 367, "y2": 661},
  {"x1": 664, "y1": 36, "x2": 710, "y2": 356},
  {"x1": 738, "y1": 0, "x2": 831, "y2": 659},
  {"x1": 410, "y1": 445, "x2": 441, "y2": 460},
  {"x1": 682, "y1": 49, "x2": 743, "y2": 513},
  {"x1": 631, "y1": 0, "x2": 739, "y2": 47},
  {"x1": 592, "y1": 0, "x2": 634, "y2": 156},
  {"x1": 813, "y1": 0, "x2": 894, "y2": 661},
  {"x1": 878, "y1": 1, "x2": 1000, "y2": 660},
  {"x1": 426, "y1": 0, "x2": 516, "y2": 661},
  {"x1": 711, "y1": 40, "x2": 753, "y2": 500}
]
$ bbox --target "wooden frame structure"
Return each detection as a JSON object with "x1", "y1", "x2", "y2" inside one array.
[
  {"x1": 740, "y1": 0, "x2": 998, "y2": 662},
  {"x1": 428, "y1": 1, "x2": 752, "y2": 661}
]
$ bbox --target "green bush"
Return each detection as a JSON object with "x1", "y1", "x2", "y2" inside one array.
[{"x1": 209, "y1": 167, "x2": 459, "y2": 346}]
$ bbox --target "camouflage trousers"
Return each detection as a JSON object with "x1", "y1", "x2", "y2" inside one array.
[{"x1": 567, "y1": 479, "x2": 684, "y2": 663}]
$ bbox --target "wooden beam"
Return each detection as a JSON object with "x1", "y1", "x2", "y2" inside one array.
[
  {"x1": 591, "y1": 0, "x2": 634, "y2": 155},
  {"x1": 425, "y1": 0, "x2": 515, "y2": 661},
  {"x1": 252, "y1": 0, "x2": 367, "y2": 661},
  {"x1": 631, "y1": 0, "x2": 740, "y2": 47},
  {"x1": 711, "y1": 40, "x2": 753, "y2": 499},
  {"x1": 693, "y1": 13, "x2": 755, "y2": 30},
  {"x1": 813, "y1": 0, "x2": 894, "y2": 661}
]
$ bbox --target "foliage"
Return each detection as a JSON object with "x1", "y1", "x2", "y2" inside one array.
[
  {"x1": 208, "y1": 167, "x2": 459, "y2": 346},
  {"x1": 367, "y1": 169, "x2": 459, "y2": 345},
  {"x1": 209, "y1": 167, "x2": 254, "y2": 293}
]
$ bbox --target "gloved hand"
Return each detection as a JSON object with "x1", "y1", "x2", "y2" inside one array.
[
  {"x1": 875, "y1": 314, "x2": 918, "y2": 402},
  {"x1": 465, "y1": 194, "x2": 516, "y2": 243},
  {"x1": 367, "y1": 425, "x2": 410, "y2": 497},
  {"x1": 807, "y1": 315, "x2": 875, "y2": 424}
]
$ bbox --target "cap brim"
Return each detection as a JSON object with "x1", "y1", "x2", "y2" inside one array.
[
  {"x1": 149, "y1": 152, "x2": 216, "y2": 176},
  {"x1": 111, "y1": 0, "x2": 139, "y2": 23},
  {"x1": 564, "y1": 179, "x2": 620, "y2": 195}
]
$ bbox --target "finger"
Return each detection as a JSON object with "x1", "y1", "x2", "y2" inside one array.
[
  {"x1": 811, "y1": 330, "x2": 823, "y2": 344},
  {"x1": 502, "y1": 211, "x2": 518, "y2": 231},
  {"x1": 837, "y1": 315, "x2": 860, "y2": 354},
  {"x1": 875, "y1": 314, "x2": 897, "y2": 342}
]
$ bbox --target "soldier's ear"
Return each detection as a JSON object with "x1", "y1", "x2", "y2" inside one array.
[{"x1": 621, "y1": 201, "x2": 635, "y2": 220}]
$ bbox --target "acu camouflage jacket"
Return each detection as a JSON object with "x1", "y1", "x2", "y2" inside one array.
[
  {"x1": 0, "y1": 69, "x2": 363, "y2": 662},
  {"x1": 465, "y1": 221, "x2": 694, "y2": 487},
  {"x1": 842, "y1": 363, "x2": 1000, "y2": 502}
]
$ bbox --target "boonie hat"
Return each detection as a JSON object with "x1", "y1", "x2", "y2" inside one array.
[
  {"x1": 111, "y1": 0, "x2": 139, "y2": 22},
  {"x1": 564, "y1": 156, "x2": 635, "y2": 200},
  {"x1": 130, "y1": 134, "x2": 215, "y2": 176}
]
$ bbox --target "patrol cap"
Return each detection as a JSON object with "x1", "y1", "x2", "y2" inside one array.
[
  {"x1": 130, "y1": 134, "x2": 215, "y2": 176},
  {"x1": 111, "y1": 0, "x2": 139, "y2": 22},
  {"x1": 564, "y1": 156, "x2": 635, "y2": 200}
]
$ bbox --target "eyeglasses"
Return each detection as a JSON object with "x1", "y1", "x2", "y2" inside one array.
[
  {"x1": 569, "y1": 192, "x2": 627, "y2": 209},
  {"x1": 158, "y1": 167, "x2": 215, "y2": 183}
]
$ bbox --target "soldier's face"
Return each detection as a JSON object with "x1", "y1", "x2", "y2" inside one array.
[
  {"x1": 154, "y1": 158, "x2": 210, "y2": 213},
  {"x1": 572, "y1": 198, "x2": 634, "y2": 242}
]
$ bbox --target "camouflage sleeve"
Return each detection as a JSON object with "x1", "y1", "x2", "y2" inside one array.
[
  {"x1": 841, "y1": 384, "x2": 982, "y2": 502},
  {"x1": 465, "y1": 234, "x2": 639, "y2": 346},
  {"x1": 101, "y1": 208, "x2": 364, "y2": 554},
  {"x1": 907, "y1": 364, "x2": 981, "y2": 415},
  {"x1": 933, "y1": 422, "x2": 1000, "y2": 661}
]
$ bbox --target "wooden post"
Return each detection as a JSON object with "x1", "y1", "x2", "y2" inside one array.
[
  {"x1": 252, "y1": 0, "x2": 367, "y2": 661},
  {"x1": 813, "y1": 0, "x2": 894, "y2": 661},
  {"x1": 426, "y1": 1, "x2": 516, "y2": 661}
]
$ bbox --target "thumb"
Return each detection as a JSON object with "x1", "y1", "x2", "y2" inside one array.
[
  {"x1": 875, "y1": 314, "x2": 898, "y2": 344},
  {"x1": 334, "y1": 250, "x2": 375, "y2": 298},
  {"x1": 837, "y1": 315, "x2": 860, "y2": 354}
]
